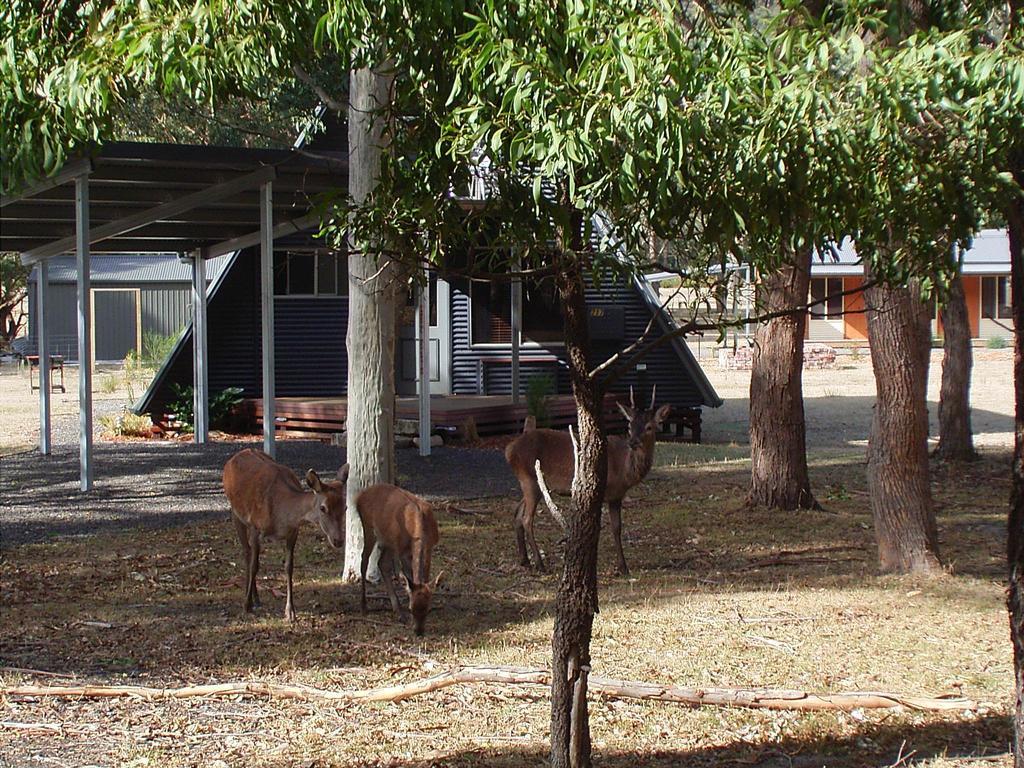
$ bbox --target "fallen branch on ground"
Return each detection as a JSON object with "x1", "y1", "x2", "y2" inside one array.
[{"x1": 1, "y1": 665, "x2": 980, "y2": 712}]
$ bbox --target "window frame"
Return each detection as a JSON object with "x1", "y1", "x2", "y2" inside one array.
[
  {"x1": 273, "y1": 250, "x2": 346, "y2": 298},
  {"x1": 469, "y1": 279, "x2": 565, "y2": 348},
  {"x1": 981, "y1": 275, "x2": 1012, "y2": 321},
  {"x1": 809, "y1": 277, "x2": 844, "y2": 320}
]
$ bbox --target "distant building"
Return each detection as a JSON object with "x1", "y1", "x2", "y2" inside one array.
[
  {"x1": 807, "y1": 229, "x2": 1011, "y2": 342},
  {"x1": 653, "y1": 229, "x2": 1012, "y2": 348},
  {"x1": 26, "y1": 253, "x2": 229, "y2": 363}
]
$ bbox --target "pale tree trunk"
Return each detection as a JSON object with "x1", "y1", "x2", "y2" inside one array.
[
  {"x1": 1005, "y1": 128, "x2": 1024, "y2": 767},
  {"x1": 935, "y1": 267, "x2": 976, "y2": 461},
  {"x1": 549, "y1": 209, "x2": 606, "y2": 768},
  {"x1": 343, "y1": 64, "x2": 398, "y2": 582},
  {"x1": 864, "y1": 266, "x2": 942, "y2": 574},
  {"x1": 748, "y1": 246, "x2": 817, "y2": 510}
]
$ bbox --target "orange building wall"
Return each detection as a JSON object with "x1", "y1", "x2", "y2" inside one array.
[
  {"x1": 841, "y1": 275, "x2": 982, "y2": 340},
  {"x1": 962, "y1": 275, "x2": 981, "y2": 338},
  {"x1": 842, "y1": 276, "x2": 869, "y2": 339}
]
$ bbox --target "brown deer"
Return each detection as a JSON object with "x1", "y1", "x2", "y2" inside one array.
[
  {"x1": 223, "y1": 448, "x2": 349, "y2": 621},
  {"x1": 356, "y1": 483, "x2": 443, "y2": 636},
  {"x1": 505, "y1": 388, "x2": 671, "y2": 576}
]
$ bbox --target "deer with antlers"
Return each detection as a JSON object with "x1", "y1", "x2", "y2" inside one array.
[{"x1": 505, "y1": 387, "x2": 671, "y2": 576}]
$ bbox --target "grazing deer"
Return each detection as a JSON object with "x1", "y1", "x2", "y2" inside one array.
[
  {"x1": 505, "y1": 388, "x2": 671, "y2": 576},
  {"x1": 223, "y1": 448, "x2": 349, "y2": 621},
  {"x1": 356, "y1": 484, "x2": 443, "y2": 636}
]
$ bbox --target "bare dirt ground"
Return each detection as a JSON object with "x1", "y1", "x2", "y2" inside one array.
[
  {"x1": 0, "y1": 347, "x2": 1015, "y2": 767},
  {"x1": 703, "y1": 347, "x2": 1014, "y2": 450},
  {"x1": 0, "y1": 361, "x2": 149, "y2": 456}
]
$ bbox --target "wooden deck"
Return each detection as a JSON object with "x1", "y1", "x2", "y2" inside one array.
[
  {"x1": 241, "y1": 393, "x2": 631, "y2": 438},
  {"x1": 239, "y1": 393, "x2": 702, "y2": 441}
]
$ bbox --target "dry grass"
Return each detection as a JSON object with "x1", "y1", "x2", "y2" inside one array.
[{"x1": 0, "y1": 444, "x2": 1013, "y2": 767}]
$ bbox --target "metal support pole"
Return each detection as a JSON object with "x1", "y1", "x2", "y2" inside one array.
[
  {"x1": 191, "y1": 253, "x2": 209, "y2": 443},
  {"x1": 260, "y1": 181, "x2": 276, "y2": 458},
  {"x1": 417, "y1": 270, "x2": 431, "y2": 457},
  {"x1": 75, "y1": 174, "x2": 93, "y2": 490},
  {"x1": 510, "y1": 257, "x2": 522, "y2": 404},
  {"x1": 37, "y1": 260, "x2": 51, "y2": 455}
]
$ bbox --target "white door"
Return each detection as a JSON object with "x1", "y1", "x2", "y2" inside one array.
[{"x1": 397, "y1": 274, "x2": 451, "y2": 395}]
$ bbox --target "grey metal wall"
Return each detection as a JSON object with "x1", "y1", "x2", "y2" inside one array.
[
  {"x1": 142, "y1": 249, "x2": 350, "y2": 416},
  {"x1": 449, "y1": 275, "x2": 710, "y2": 409},
  {"x1": 27, "y1": 282, "x2": 192, "y2": 362},
  {"x1": 140, "y1": 286, "x2": 192, "y2": 338}
]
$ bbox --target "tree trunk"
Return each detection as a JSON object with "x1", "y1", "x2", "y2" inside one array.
[
  {"x1": 1005, "y1": 140, "x2": 1024, "y2": 768},
  {"x1": 935, "y1": 267, "x2": 976, "y2": 461},
  {"x1": 864, "y1": 268, "x2": 942, "y2": 574},
  {"x1": 343, "y1": 64, "x2": 398, "y2": 581},
  {"x1": 549, "y1": 212, "x2": 606, "y2": 768},
  {"x1": 748, "y1": 246, "x2": 817, "y2": 510}
]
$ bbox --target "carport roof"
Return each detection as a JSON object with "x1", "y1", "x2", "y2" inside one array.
[{"x1": 1, "y1": 141, "x2": 346, "y2": 261}]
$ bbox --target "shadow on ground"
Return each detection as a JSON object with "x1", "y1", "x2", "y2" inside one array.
[
  {"x1": 0, "y1": 440, "x2": 519, "y2": 546},
  {"x1": 248, "y1": 714, "x2": 1010, "y2": 768}
]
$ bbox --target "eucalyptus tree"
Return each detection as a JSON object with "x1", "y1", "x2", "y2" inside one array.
[
  {"x1": 843, "y1": 3, "x2": 1017, "y2": 574},
  {"x1": 993, "y1": 2, "x2": 1024, "y2": 763}
]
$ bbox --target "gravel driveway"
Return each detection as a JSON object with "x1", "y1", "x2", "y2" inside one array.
[{"x1": 0, "y1": 440, "x2": 519, "y2": 549}]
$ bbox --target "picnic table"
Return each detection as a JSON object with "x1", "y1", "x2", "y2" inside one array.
[{"x1": 26, "y1": 354, "x2": 66, "y2": 393}]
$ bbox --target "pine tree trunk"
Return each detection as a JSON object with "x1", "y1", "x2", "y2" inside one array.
[
  {"x1": 864, "y1": 269, "x2": 942, "y2": 574},
  {"x1": 549, "y1": 212, "x2": 606, "y2": 768},
  {"x1": 748, "y1": 247, "x2": 817, "y2": 510},
  {"x1": 1005, "y1": 143, "x2": 1024, "y2": 768},
  {"x1": 343, "y1": 64, "x2": 398, "y2": 581},
  {"x1": 935, "y1": 269, "x2": 976, "y2": 461}
]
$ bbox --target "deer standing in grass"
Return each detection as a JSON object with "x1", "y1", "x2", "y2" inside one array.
[
  {"x1": 356, "y1": 484, "x2": 443, "y2": 635},
  {"x1": 505, "y1": 388, "x2": 671, "y2": 576},
  {"x1": 223, "y1": 448, "x2": 349, "y2": 621}
]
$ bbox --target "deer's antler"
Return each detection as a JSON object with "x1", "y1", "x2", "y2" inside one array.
[
  {"x1": 629, "y1": 385, "x2": 636, "y2": 408},
  {"x1": 649, "y1": 385, "x2": 657, "y2": 410}
]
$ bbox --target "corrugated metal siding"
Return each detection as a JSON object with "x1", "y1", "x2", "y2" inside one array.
[
  {"x1": 450, "y1": 275, "x2": 707, "y2": 409},
  {"x1": 27, "y1": 284, "x2": 81, "y2": 360},
  {"x1": 28, "y1": 282, "x2": 192, "y2": 362},
  {"x1": 140, "y1": 286, "x2": 192, "y2": 339},
  {"x1": 273, "y1": 297, "x2": 348, "y2": 396},
  {"x1": 145, "y1": 248, "x2": 349, "y2": 415}
]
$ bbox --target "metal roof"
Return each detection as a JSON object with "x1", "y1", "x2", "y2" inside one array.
[
  {"x1": 28, "y1": 252, "x2": 232, "y2": 284},
  {"x1": 811, "y1": 229, "x2": 1009, "y2": 277},
  {"x1": 1, "y1": 141, "x2": 346, "y2": 259}
]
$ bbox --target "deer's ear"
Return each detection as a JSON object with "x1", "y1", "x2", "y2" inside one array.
[
  {"x1": 336, "y1": 463, "x2": 350, "y2": 484},
  {"x1": 654, "y1": 404, "x2": 672, "y2": 424},
  {"x1": 306, "y1": 469, "x2": 324, "y2": 493},
  {"x1": 616, "y1": 402, "x2": 633, "y2": 420}
]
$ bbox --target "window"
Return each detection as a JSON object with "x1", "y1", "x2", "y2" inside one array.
[
  {"x1": 472, "y1": 282, "x2": 512, "y2": 343},
  {"x1": 809, "y1": 277, "x2": 843, "y2": 319},
  {"x1": 522, "y1": 281, "x2": 563, "y2": 342},
  {"x1": 981, "y1": 275, "x2": 1012, "y2": 320},
  {"x1": 273, "y1": 251, "x2": 346, "y2": 296},
  {"x1": 471, "y1": 279, "x2": 563, "y2": 344}
]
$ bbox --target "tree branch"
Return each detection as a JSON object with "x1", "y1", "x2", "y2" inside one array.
[
  {"x1": 592, "y1": 279, "x2": 877, "y2": 385},
  {"x1": 292, "y1": 64, "x2": 347, "y2": 113},
  {"x1": 1, "y1": 666, "x2": 981, "y2": 712}
]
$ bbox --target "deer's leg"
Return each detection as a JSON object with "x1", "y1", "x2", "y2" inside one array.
[
  {"x1": 283, "y1": 532, "x2": 297, "y2": 622},
  {"x1": 379, "y1": 549, "x2": 403, "y2": 619},
  {"x1": 245, "y1": 526, "x2": 262, "y2": 611},
  {"x1": 360, "y1": 536, "x2": 376, "y2": 615},
  {"x1": 232, "y1": 514, "x2": 251, "y2": 610},
  {"x1": 608, "y1": 500, "x2": 630, "y2": 577},
  {"x1": 523, "y1": 482, "x2": 546, "y2": 572},
  {"x1": 513, "y1": 499, "x2": 531, "y2": 568}
]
